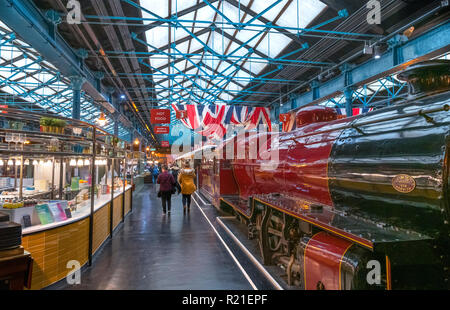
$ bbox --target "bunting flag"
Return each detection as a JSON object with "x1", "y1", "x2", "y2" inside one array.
[
  {"x1": 171, "y1": 104, "x2": 272, "y2": 138},
  {"x1": 336, "y1": 107, "x2": 374, "y2": 116}
]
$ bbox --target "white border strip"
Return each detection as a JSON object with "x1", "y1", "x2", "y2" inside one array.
[
  {"x1": 192, "y1": 196, "x2": 258, "y2": 290},
  {"x1": 217, "y1": 217, "x2": 284, "y2": 290},
  {"x1": 194, "y1": 191, "x2": 210, "y2": 205}
]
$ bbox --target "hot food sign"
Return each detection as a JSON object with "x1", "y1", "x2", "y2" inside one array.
[{"x1": 151, "y1": 109, "x2": 170, "y2": 124}]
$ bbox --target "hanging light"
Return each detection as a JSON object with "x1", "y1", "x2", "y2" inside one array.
[
  {"x1": 24, "y1": 159, "x2": 30, "y2": 165},
  {"x1": 363, "y1": 45, "x2": 373, "y2": 55},
  {"x1": 39, "y1": 160, "x2": 45, "y2": 166},
  {"x1": 374, "y1": 45, "x2": 381, "y2": 59},
  {"x1": 77, "y1": 159, "x2": 84, "y2": 166},
  {"x1": 97, "y1": 112, "x2": 107, "y2": 127},
  {"x1": 46, "y1": 160, "x2": 52, "y2": 166},
  {"x1": 84, "y1": 159, "x2": 90, "y2": 166},
  {"x1": 8, "y1": 159, "x2": 14, "y2": 165},
  {"x1": 33, "y1": 160, "x2": 38, "y2": 165},
  {"x1": 70, "y1": 159, "x2": 77, "y2": 166},
  {"x1": 134, "y1": 138, "x2": 140, "y2": 146},
  {"x1": 16, "y1": 159, "x2": 22, "y2": 166},
  {"x1": 0, "y1": 159, "x2": 3, "y2": 165}
]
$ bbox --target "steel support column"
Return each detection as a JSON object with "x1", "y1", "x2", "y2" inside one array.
[
  {"x1": 344, "y1": 87, "x2": 353, "y2": 117},
  {"x1": 70, "y1": 76, "x2": 85, "y2": 120}
]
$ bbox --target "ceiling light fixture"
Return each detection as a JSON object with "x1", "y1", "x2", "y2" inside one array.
[
  {"x1": 97, "y1": 112, "x2": 107, "y2": 127},
  {"x1": 363, "y1": 42, "x2": 373, "y2": 55},
  {"x1": 374, "y1": 45, "x2": 382, "y2": 59}
]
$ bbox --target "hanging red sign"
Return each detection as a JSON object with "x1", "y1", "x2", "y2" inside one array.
[
  {"x1": 279, "y1": 113, "x2": 291, "y2": 123},
  {"x1": 176, "y1": 110, "x2": 188, "y2": 119},
  {"x1": 161, "y1": 141, "x2": 170, "y2": 148},
  {"x1": 154, "y1": 126, "x2": 170, "y2": 134},
  {"x1": 0, "y1": 105, "x2": 8, "y2": 114},
  {"x1": 151, "y1": 109, "x2": 170, "y2": 124}
]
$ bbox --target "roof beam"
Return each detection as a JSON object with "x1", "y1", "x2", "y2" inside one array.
[
  {"x1": 214, "y1": 28, "x2": 269, "y2": 59},
  {"x1": 135, "y1": 0, "x2": 219, "y2": 34},
  {"x1": 285, "y1": 20, "x2": 450, "y2": 111},
  {"x1": 157, "y1": 26, "x2": 211, "y2": 53},
  {"x1": 225, "y1": 0, "x2": 306, "y2": 46}
]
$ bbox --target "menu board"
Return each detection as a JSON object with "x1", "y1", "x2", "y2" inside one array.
[{"x1": 35, "y1": 204, "x2": 54, "y2": 225}]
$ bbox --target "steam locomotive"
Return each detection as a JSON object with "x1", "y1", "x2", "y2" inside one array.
[{"x1": 195, "y1": 60, "x2": 450, "y2": 290}]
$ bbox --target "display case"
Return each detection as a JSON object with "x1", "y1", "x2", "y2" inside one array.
[
  {"x1": 127, "y1": 151, "x2": 147, "y2": 192},
  {"x1": 0, "y1": 107, "x2": 133, "y2": 289}
]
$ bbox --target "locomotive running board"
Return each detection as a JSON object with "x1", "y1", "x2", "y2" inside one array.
[{"x1": 216, "y1": 217, "x2": 286, "y2": 291}]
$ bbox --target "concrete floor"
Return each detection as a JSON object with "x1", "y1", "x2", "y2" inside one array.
[{"x1": 52, "y1": 184, "x2": 252, "y2": 290}]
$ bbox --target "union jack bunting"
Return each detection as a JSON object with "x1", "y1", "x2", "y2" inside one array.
[
  {"x1": 336, "y1": 107, "x2": 374, "y2": 116},
  {"x1": 171, "y1": 104, "x2": 272, "y2": 139}
]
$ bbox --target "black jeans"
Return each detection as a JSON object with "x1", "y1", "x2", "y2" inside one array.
[
  {"x1": 161, "y1": 191, "x2": 172, "y2": 212},
  {"x1": 182, "y1": 194, "x2": 191, "y2": 208}
]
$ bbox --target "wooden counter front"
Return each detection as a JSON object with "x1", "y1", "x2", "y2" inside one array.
[{"x1": 20, "y1": 188, "x2": 132, "y2": 289}]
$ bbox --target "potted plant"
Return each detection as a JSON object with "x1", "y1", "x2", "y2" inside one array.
[
  {"x1": 40, "y1": 117, "x2": 52, "y2": 133},
  {"x1": 53, "y1": 119, "x2": 67, "y2": 134},
  {"x1": 112, "y1": 137, "x2": 119, "y2": 148}
]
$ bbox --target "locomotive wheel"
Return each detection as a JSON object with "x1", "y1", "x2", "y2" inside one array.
[
  {"x1": 259, "y1": 207, "x2": 286, "y2": 265},
  {"x1": 267, "y1": 212, "x2": 284, "y2": 252}
]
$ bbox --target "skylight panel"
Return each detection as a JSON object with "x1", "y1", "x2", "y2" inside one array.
[
  {"x1": 242, "y1": 59, "x2": 266, "y2": 76},
  {"x1": 250, "y1": 0, "x2": 284, "y2": 22},
  {"x1": 173, "y1": 40, "x2": 190, "y2": 56},
  {"x1": 187, "y1": 32, "x2": 209, "y2": 53},
  {"x1": 256, "y1": 32, "x2": 291, "y2": 58},
  {"x1": 37, "y1": 72, "x2": 56, "y2": 83},
  {"x1": 150, "y1": 56, "x2": 167, "y2": 70},
  {"x1": 171, "y1": 0, "x2": 198, "y2": 15},
  {"x1": 219, "y1": 1, "x2": 241, "y2": 24},
  {"x1": 226, "y1": 41, "x2": 248, "y2": 59},
  {"x1": 196, "y1": 5, "x2": 218, "y2": 25},
  {"x1": 145, "y1": 27, "x2": 169, "y2": 50},
  {"x1": 277, "y1": 0, "x2": 327, "y2": 34},
  {"x1": 209, "y1": 32, "x2": 230, "y2": 55},
  {"x1": 141, "y1": 0, "x2": 168, "y2": 24},
  {"x1": 173, "y1": 59, "x2": 188, "y2": 72}
]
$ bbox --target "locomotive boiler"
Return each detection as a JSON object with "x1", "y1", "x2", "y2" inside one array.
[{"x1": 199, "y1": 60, "x2": 450, "y2": 290}]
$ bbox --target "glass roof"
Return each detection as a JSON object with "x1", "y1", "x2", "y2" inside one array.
[
  {"x1": 140, "y1": 0, "x2": 327, "y2": 107},
  {"x1": 0, "y1": 21, "x2": 130, "y2": 141}
]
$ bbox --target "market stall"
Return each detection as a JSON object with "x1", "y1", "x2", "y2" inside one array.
[{"x1": 0, "y1": 107, "x2": 135, "y2": 289}]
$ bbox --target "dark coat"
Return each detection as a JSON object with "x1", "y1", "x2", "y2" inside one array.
[{"x1": 157, "y1": 171, "x2": 175, "y2": 192}]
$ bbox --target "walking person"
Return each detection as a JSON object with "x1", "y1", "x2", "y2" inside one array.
[
  {"x1": 151, "y1": 164, "x2": 159, "y2": 184},
  {"x1": 178, "y1": 162, "x2": 196, "y2": 213},
  {"x1": 156, "y1": 165, "x2": 175, "y2": 215},
  {"x1": 170, "y1": 163, "x2": 181, "y2": 194}
]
